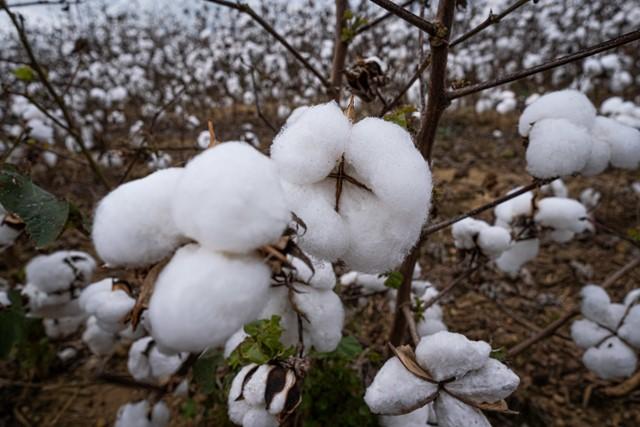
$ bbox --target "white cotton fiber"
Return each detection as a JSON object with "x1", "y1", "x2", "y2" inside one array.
[
  {"x1": 570, "y1": 319, "x2": 610, "y2": 349},
  {"x1": 415, "y1": 331, "x2": 491, "y2": 382},
  {"x1": 417, "y1": 317, "x2": 447, "y2": 337},
  {"x1": 452, "y1": 218, "x2": 487, "y2": 250},
  {"x1": 379, "y1": 404, "x2": 433, "y2": 427},
  {"x1": 525, "y1": 118, "x2": 591, "y2": 178},
  {"x1": 518, "y1": 90, "x2": 596, "y2": 137},
  {"x1": 148, "y1": 244, "x2": 271, "y2": 353},
  {"x1": 172, "y1": 142, "x2": 290, "y2": 253},
  {"x1": 115, "y1": 400, "x2": 169, "y2": 427},
  {"x1": 445, "y1": 358, "x2": 520, "y2": 403},
  {"x1": 580, "y1": 137, "x2": 610, "y2": 176},
  {"x1": 293, "y1": 286, "x2": 344, "y2": 352},
  {"x1": 290, "y1": 256, "x2": 336, "y2": 290},
  {"x1": 495, "y1": 239, "x2": 540, "y2": 276},
  {"x1": 494, "y1": 189, "x2": 533, "y2": 228},
  {"x1": 624, "y1": 289, "x2": 640, "y2": 307},
  {"x1": 364, "y1": 356, "x2": 438, "y2": 415},
  {"x1": 582, "y1": 337, "x2": 638, "y2": 380},
  {"x1": 580, "y1": 284, "x2": 612, "y2": 326},
  {"x1": 242, "y1": 407, "x2": 278, "y2": 427},
  {"x1": 591, "y1": 116, "x2": 640, "y2": 170},
  {"x1": 93, "y1": 168, "x2": 184, "y2": 267},
  {"x1": 477, "y1": 226, "x2": 512, "y2": 258},
  {"x1": 228, "y1": 364, "x2": 257, "y2": 424},
  {"x1": 346, "y1": 117, "x2": 432, "y2": 216},
  {"x1": 243, "y1": 364, "x2": 271, "y2": 406},
  {"x1": 281, "y1": 180, "x2": 349, "y2": 261},
  {"x1": 618, "y1": 306, "x2": 640, "y2": 348},
  {"x1": 434, "y1": 392, "x2": 491, "y2": 427},
  {"x1": 26, "y1": 251, "x2": 95, "y2": 294},
  {"x1": 79, "y1": 278, "x2": 135, "y2": 333},
  {"x1": 127, "y1": 337, "x2": 185, "y2": 384},
  {"x1": 579, "y1": 188, "x2": 601, "y2": 210},
  {"x1": 266, "y1": 369, "x2": 297, "y2": 415},
  {"x1": 43, "y1": 316, "x2": 85, "y2": 339},
  {"x1": 534, "y1": 197, "x2": 589, "y2": 233},
  {"x1": 271, "y1": 102, "x2": 349, "y2": 185},
  {"x1": 82, "y1": 316, "x2": 117, "y2": 355}
]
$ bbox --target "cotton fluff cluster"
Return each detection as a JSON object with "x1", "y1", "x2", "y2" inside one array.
[
  {"x1": 127, "y1": 336, "x2": 187, "y2": 384},
  {"x1": 272, "y1": 102, "x2": 432, "y2": 273},
  {"x1": 533, "y1": 197, "x2": 591, "y2": 243},
  {"x1": 0, "y1": 203, "x2": 21, "y2": 249},
  {"x1": 91, "y1": 141, "x2": 292, "y2": 355},
  {"x1": 416, "y1": 287, "x2": 448, "y2": 338},
  {"x1": 518, "y1": 90, "x2": 640, "y2": 178},
  {"x1": 452, "y1": 218, "x2": 512, "y2": 259},
  {"x1": 228, "y1": 363, "x2": 301, "y2": 427},
  {"x1": 115, "y1": 400, "x2": 170, "y2": 427},
  {"x1": 365, "y1": 331, "x2": 519, "y2": 427},
  {"x1": 571, "y1": 285, "x2": 640, "y2": 380},
  {"x1": 225, "y1": 255, "x2": 344, "y2": 355}
]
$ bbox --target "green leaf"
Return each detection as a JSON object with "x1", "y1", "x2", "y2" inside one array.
[
  {"x1": 490, "y1": 347, "x2": 507, "y2": 361},
  {"x1": 384, "y1": 271, "x2": 404, "y2": 290},
  {"x1": 13, "y1": 65, "x2": 36, "y2": 82},
  {"x1": 628, "y1": 228, "x2": 640, "y2": 242},
  {"x1": 0, "y1": 166, "x2": 69, "y2": 246},
  {"x1": 180, "y1": 398, "x2": 198, "y2": 419},
  {"x1": 228, "y1": 315, "x2": 295, "y2": 368},
  {"x1": 193, "y1": 352, "x2": 223, "y2": 394},
  {"x1": 383, "y1": 105, "x2": 417, "y2": 129}
]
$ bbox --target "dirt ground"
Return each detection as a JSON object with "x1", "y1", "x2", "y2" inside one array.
[{"x1": 2, "y1": 105, "x2": 640, "y2": 426}]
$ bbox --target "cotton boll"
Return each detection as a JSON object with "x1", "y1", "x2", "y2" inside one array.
[
  {"x1": 415, "y1": 331, "x2": 491, "y2": 382},
  {"x1": 80, "y1": 278, "x2": 135, "y2": 333},
  {"x1": 265, "y1": 369, "x2": 298, "y2": 415},
  {"x1": 128, "y1": 337, "x2": 186, "y2": 384},
  {"x1": 196, "y1": 130, "x2": 210, "y2": 149},
  {"x1": 518, "y1": 90, "x2": 596, "y2": 136},
  {"x1": 149, "y1": 244, "x2": 271, "y2": 354},
  {"x1": 364, "y1": 357, "x2": 438, "y2": 415},
  {"x1": 624, "y1": 289, "x2": 640, "y2": 307},
  {"x1": 580, "y1": 137, "x2": 610, "y2": 176},
  {"x1": 579, "y1": 188, "x2": 601, "y2": 210},
  {"x1": 82, "y1": 316, "x2": 117, "y2": 355},
  {"x1": 434, "y1": 392, "x2": 491, "y2": 427},
  {"x1": 548, "y1": 229, "x2": 575, "y2": 243},
  {"x1": 346, "y1": 117, "x2": 432, "y2": 216},
  {"x1": 281, "y1": 180, "x2": 349, "y2": 261},
  {"x1": 228, "y1": 364, "x2": 257, "y2": 424},
  {"x1": 290, "y1": 256, "x2": 336, "y2": 290},
  {"x1": 618, "y1": 306, "x2": 640, "y2": 348},
  {"x1": 495, "y1": 239, "x2": 540, "y2": 276},
  {"x1": 293, "y1": 286, "x2": 344, "y2": 352},
  {"x1": 26, "y1": 251, "x2": 96, "y2": 294},
  {"x1": 445, "y1": 358, "x2": 520, "y2": 403},
  {"x1": 379, "y1": 404, "x2": 434, "y2": 427},
  {"x1": 151, "y1": 402, "x2": 170, "y2": 427},
  {"x1": 93, "y1": 168, "x2": 184, "y2": 267},
  {"x1": 242, "y1": 407, "x2": 278, "y2": 427},
  {"x1": 349, "y1": 272, "x2": 387, "y2": 293},
  {"x1": 494, "y1": 189, "x2": 533, "y2": 228},
  {"x1": 534, "y1": 197, "x2": 589, "y2": 233},
  {"x1": 582, "y1": 337, "x2": 638, "y2": 380},
  {"x1": 43, "y1": 315, "x2": 85, "y2": 339},
  {"x1": 541, "y1": 179, "x2": 569, "y2": 198},
  {"x1": 526, "y1": 119, "x2": 592, "y2": 178},
  {"x1": 591, "y1": 116, "x2": 640, "y2": 169},
  {"x1": 452, "y1": 218, "x2": 488, "y2": 250},
  {"x1": 271, "y1": 102, "x2": 349, "y2": 185},
  {"x1": 172, "y1": 143, "x2": 289, "y2": 253},
  {"x1": 416, "y1": 317, "x2": 447, "y2": 337},
  {"x1": 580, "y1": 284, "x2": 611, "y2": 325},
  {"x1": 243, "y1": 364, "x2": 272, "y2": 406},
  {"x1": 477, "y1": 226, "x2": 511, "y2": 258},
  {"x1": 115, "y1": 400, "x2": 170, "y2": 427},
  {"x1": 224, "y1": 328, "x2": 249, "y2": 358}
]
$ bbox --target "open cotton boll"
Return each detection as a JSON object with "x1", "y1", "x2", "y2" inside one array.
[
  {"x1": 380, "y1": 404, "x2": 434, "y2": 427},
  {"x1": 43, "y1": 315, "x2": 85, "y2": 339},
  {"x1": 582, "y1": 337, "x2": 638, "y2": 380},
  {"x1": 541, "y1": 179, "x2": 569, "y2": 198},
  {"x1": 579, "y1": 188, "x2": 601, "y2": 210},
  {"x1": 284, "y1": 106, "x2": 309, "y2": 126},
  {"x1": 495, "y1": 239, "x2": 539, "y2": 276},
  {"x1": 82, "y1": 316, "x2": 117, "y2": 355},
  {"x1": 26, "y1": 251, "x2": 96, "y2": 294},
  {"x1": 93, "y1": 168, "x2": 184, "y2": 267},
  {"x1": 416, "y1": 317, "x2": 447, "y2": 337},
  {"x1": 228, "y1": 364, "x2": 258, "y2": 424},
  {"x1": 591, "y1": 116, "x2": 640, "y2": 169},
  {"x1": 271, "y1": 102, "x2": 349, "y2": 185},
  {"x1": 243, "y1": 364, "x2": 272, "y2": 406},
  {"x1": 518, "y1": 90, "x2": 596, "y2": 137},
  {"x1": 172, "y1": 142, "x2": 289, "y2": 253},
  {"x1": 115, "y1": 400, "x2": 170, "y2": 427},
  {"x1": 580, "y1": 284, "x2": 611, "y2": 325},
  {"x1": 293, "y1": 286, "x2": 344, "y2": 352},
  {"x1": 525, "y1": 118, "x2": 592, "y2": 178},
  {"x1": 624, "y1": 289, "x2": 640, "y2": 307},
  {"x1": 534, "y1": 197, "x2": 589, "y2": 233},
  {"x1": 290, "y1": 256, "x2": 336, "y2": 290},
  {"x1": 281, "y1": 180, "x2": 349, "y2": 261},
  {"x1": 149, "y1": 244, "x2": 271, "y2": 354},
  {"x1": 494, "y1": 189, "x2": 533, "y2": 228},
  {"x1": 242, "y1": 407, "x2": 278, "y2": 427},
  {"x1": 445, "y1": 358, "x2": 520, "y2": 403},
  {"x1": 452, "y1": 218, "x2": 488, "y2": 250},
  {"x1": 346, "y1": 117, "x2": 432, "y2": 215},
  {"x1": 80, "y1": 278, "x2": 135, "y2": 333},
  {"x1": 618, "y1": 306, "x2": 640, "y2": 348},
  {"x1": 580, "y1": 137, "x2": 611, "y2": 176},
  {"x1": 571, "y1": 319, "x2": 611, "y2": 349},
  {"x1": 434, "y1": 392, "x2": 491, "y2": 427},
  {"x1": 477, "y1": 226, "x2": 511, "y2": 258},
  {"x1": 127, "y1": 337, "x2": 186, "y2": 384},
  {"x1": 364, "y1": 357, "x2": 438, "y2": 415},
  {"x1": 415, "y1": 331, "x2": 491, "y2": 382}
]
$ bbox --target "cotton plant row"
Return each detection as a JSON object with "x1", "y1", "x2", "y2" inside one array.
[
  {"x1": 365, "y1": 331, "x2": 520, "y2": 427},
  {"x1": 571, "y1": 285, "x2": 640, "y2": 380}
]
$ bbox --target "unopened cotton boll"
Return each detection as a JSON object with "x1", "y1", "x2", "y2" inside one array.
[
  {"x1": 149, "y1": 244, "x2": 271, "y2": 354},
  {"x1": 93, "y1": 168, "x2": 185, "y2": 267},
  {"x1": 271, "y1": 102, "x2": 349, "y2": 185},
  {"x1": 495, "y1": 239, "x2": 539, "y2": 276},
  {"x1": 525, "y1": 118, "x2": 592, "y2": 178},
  {"x1": 292, "y1": 285, "x2": 344, "y2": 352},
  {"x1": 415, "y1": 331, "x2": 491, "y2": 382},
  {"x1": 591, "y1": 116, "x2": 640, "y2": 170},
  {"x1": 534, "y1": 197, "x2": 589, "y2": 233},
  {"x1": 518, "y1": 90, "x2": 596, "y2": 136},
  {"x1": 582, "y1": 337, "x2": 638, "y2": 380},
  {"x1": 26, "y1": 251, "x2": 96, "y2": 294},
  {"x1": 172, "y1": 142, "x2": 290, "y2": 253}
]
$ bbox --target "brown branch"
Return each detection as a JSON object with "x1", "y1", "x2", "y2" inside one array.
[
  {"x1": 368, "y1": 0, "x2": 440, "y2": 37},
  {"x1": 249, "y1": 66, "x2": 277, "y2": 133},
  {"x1": 448, "y1": 29, "x2": 640, "y2": 99},
  {"x1": 2, "y1": 4, "x2": 111, "y2": 189},
  {"x1": 330, "y1": 0, "x2": 350, "y2": 100},
  {"x1": 379, "y1": 54, "x2": 431, "y2": 116},
  {"x1": 602, "y1": 370, "x2": 640, "y2": 397},
  {"x1": 402, "y1": 304, "x2": 420, "y2": 346},
  {"x1": 355, "y1": 0, "x2": 417, "y2": 35},
  {"x1": 421, "y1": 262, "x2": 481, "y2": 312},
  {"x1": 507, "y1": 256, "x2": 640, "y2": 358},
  {"x1": 422, "y1": 177, "x2": 555, "y2": 237},
  {"x1": 7, "y1": 0, "x2": 82, "y2": 7},
  {"x1": 203, "y1": 0, "x2": 330, "y2": 89}
]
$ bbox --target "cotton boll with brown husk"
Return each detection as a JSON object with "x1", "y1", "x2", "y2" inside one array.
[
  {"x1": 172, "y1": 142, "x2": 290, "y2": 254},
  {"x1": 148, "y1": 244, "x2": 271, "y2": 354},
  {"x1": 92, "y1": 168, "x2": 185, "y2": 267}
]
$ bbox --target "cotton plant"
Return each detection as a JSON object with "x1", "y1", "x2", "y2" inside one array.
[
  {"x1": 271, "y1": 101, "x2": 432, "y2": 273},
  {"x1": 452, "y1": 218, "x2": 512, "y2": 260},
  {"x1": 114, "y1": 400, "x2": 170, "y2": 427},
  {"x1": 571, "y1": 285, "x2": 640, "y2": 380},
  {"x1": 518, "y1": 89, "x2": 640, "y2": 178},
  {"x1": 365, "y1": 331, "x2": 519, "y2": 427},
  {"x1": 127, "y1": 336, "x2": 187, "y2": 385},
  {"x1": 228, "y1": 363, "x2": 302, "y2": 427}
]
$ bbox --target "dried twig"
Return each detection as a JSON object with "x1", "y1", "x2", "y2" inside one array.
[
  {"x1": 356, "y1": 0, "x2": 417, "y2": 35},
  {"x1": 368, "y1": 0, "x2": 441, "y2": 37}
]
